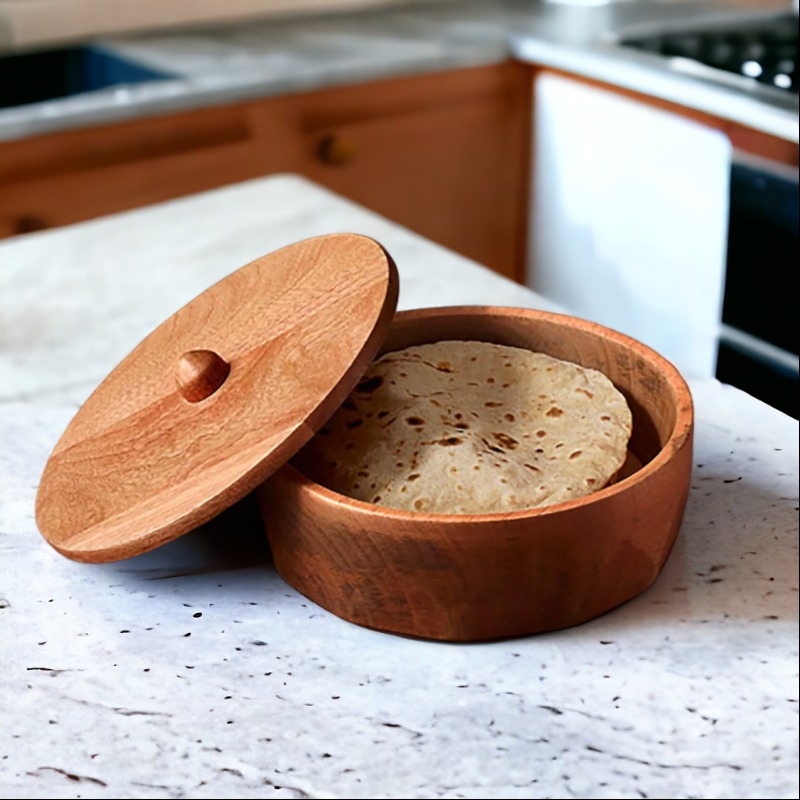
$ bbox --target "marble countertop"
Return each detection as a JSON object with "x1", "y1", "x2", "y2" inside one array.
[
  {"x1": 0, "y1": 0, "x2": 796, "y2": 143},
  {"x1": 1, "y1": 175, "x2": 798, "y2": 799}
]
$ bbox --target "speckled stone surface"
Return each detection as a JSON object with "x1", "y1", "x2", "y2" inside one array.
[
  {"x1": 1, "y1": 175, "x2": 798, "y2": 799},
  {"x1": 0, "y1": 0, "x2": 794, "y2": 143}
]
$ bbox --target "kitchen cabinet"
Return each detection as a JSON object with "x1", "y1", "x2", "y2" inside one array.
[
  {"x1": 0, "y1": 63, "x2": 532, "y2": 282},
  {"x1": 2, "y1": 48, "x2": 794, "y2": 286}
]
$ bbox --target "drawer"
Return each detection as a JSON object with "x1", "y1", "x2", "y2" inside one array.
[{"x1": 0, "y1": 103, "x2": 265, "y2": 236}]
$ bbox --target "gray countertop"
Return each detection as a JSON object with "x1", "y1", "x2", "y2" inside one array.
[
  {"x1": 1, "y1": 174, "x2": 798, "y2": 799},
  {"x1": 0, "y1": 0, "x2": 796, "y2": 143}
]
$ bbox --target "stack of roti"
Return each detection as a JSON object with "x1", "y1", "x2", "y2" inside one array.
[{"x1": 294, "y1": 341, "x2": 633, "y2": 514}]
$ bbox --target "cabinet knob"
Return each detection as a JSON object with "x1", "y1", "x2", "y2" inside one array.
[
  {"x1": 318, "y1": 134, "x2": 357, "y2": 166},
  {"x1": 14, "y1": 215, "x2": 47, "y2": 235}
]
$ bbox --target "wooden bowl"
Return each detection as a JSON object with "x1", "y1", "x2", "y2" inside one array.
[{"x1": 256, "y1": 307, "x2": 694, "y2": 641}]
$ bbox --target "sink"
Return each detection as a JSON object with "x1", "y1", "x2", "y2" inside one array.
[{"x1": 0, "y1": 45, "x2": 174, "y2": 110}]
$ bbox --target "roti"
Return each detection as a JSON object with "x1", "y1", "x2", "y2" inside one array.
[{"x1": 293, "y1": 341, "x2": 633, "y2": 514}]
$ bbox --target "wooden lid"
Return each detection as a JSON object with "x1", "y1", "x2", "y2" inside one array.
[{"x1": 35, "y1": 234, "x2": 399, "y2": 562}]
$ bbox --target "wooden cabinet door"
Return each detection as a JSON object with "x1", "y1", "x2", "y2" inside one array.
[
  {"x1": 298, "y1": 86, "x2": 529, "y2": 281},
  {"x1": 275, "y1": 63, "x2": 532, "y2": 281}
]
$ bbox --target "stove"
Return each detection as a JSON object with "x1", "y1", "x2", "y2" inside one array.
[{"x1": 618, "y1": 12, "x2": 798, "y2": 98}]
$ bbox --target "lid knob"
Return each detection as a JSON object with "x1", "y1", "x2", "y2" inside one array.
[{"x1": 176, "y1": 349, "x2": 230, "y2": 403}]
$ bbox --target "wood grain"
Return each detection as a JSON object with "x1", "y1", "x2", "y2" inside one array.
[
  {"x1": 35, "y1": 234, "x2": 399, "y2": 562},
  {"x1": 258, "y1": 306, "x2": 694, "y2": 641}
]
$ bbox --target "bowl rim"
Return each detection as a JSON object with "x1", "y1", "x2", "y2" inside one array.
[{"x1": 277, "y1": 305, "x2": 694, "y2": 524}]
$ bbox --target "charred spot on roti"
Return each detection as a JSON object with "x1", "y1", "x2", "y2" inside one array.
[
  {"x1": 406, "y1": 416, "x2": 425, "y2": 426},
  {"x1": 485, "y1": 401, "x2": 502, "y2": 408},
  {"x1": 346, "y1": 419, "x2": 363, "y2": 430},
  {"x1": 493, "y1": 433, "x2": 519, "y2": 450},
  {"x1": 546, "y1": 407, "x2": 564, "y2": 417},
  {"x1": 481, "y1": 437, "x2": 504, "y2": 454}
]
